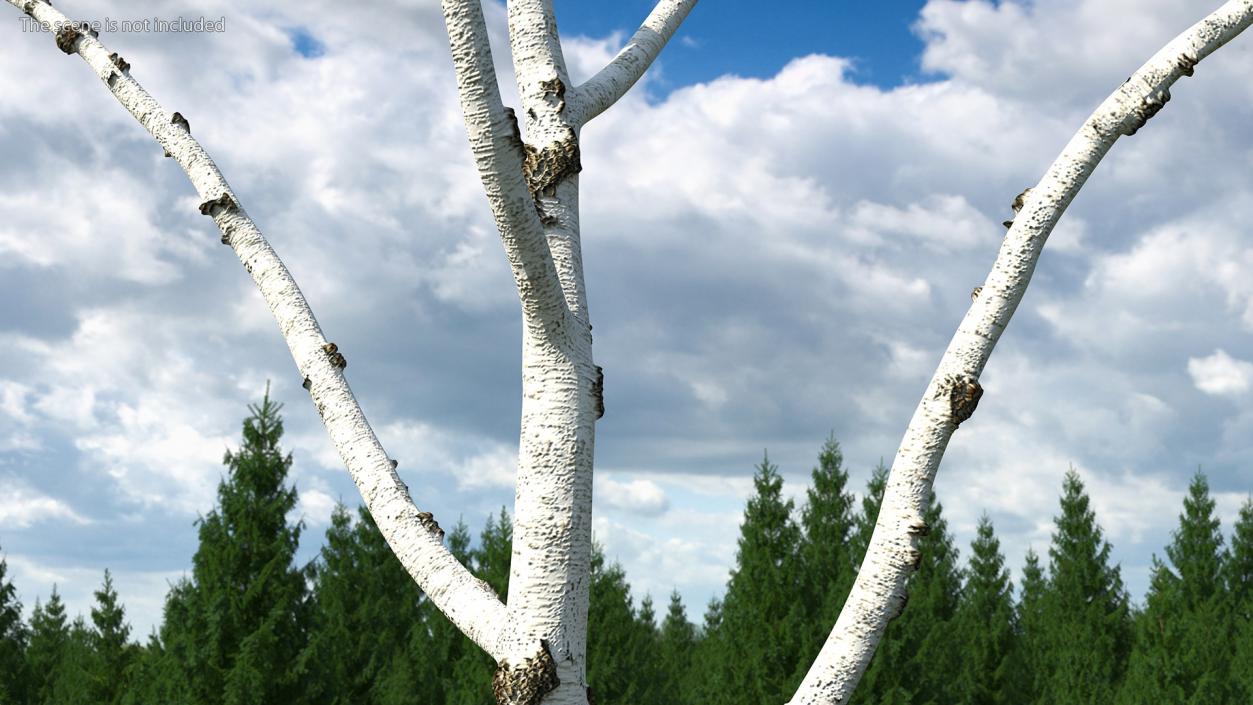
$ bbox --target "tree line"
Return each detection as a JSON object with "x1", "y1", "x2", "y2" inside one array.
[{"x1": 0, "y1": 393, "x2": 1251, "y2": 704}]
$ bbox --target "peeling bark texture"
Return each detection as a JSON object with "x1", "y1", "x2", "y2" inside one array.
[
  {"x1": 107, "y1": 51, "x2": 128, "y2": 72},
  {"x1": 493, "y1": 641, "x2": 561, "y2": 705},
  {"x1": 523, "y1": 126, "x2": 582, "y2": 223},
  {"x1": 592, "y1": 366, "x2": 604, "y2": 419},
  {"x1": 4, "y1": 0, "x2": 520, "y2": 662},
  {"x1": 789, "y1": 3, "x2": 1253, "y2": 703},
  {"x1": 567, "y1": 0, "x2": 698, "y2": 126}
]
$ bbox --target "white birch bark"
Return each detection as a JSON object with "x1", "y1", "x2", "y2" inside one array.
[
  {"x1": 2, "y1": 0, "x2": 520, "y2": 663},
  {"x1": 789, "y1": 3, "x2": 1253, "y2": 703},
  {"x1": 441, "y1": 2, "x2": 692, "y2": 702}
]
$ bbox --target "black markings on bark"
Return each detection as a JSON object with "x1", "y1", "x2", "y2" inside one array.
[
  {"x1": 198, "y1": 193, "x2": 239, "y2": 242},
  {"x1": 593, "y1": 365, "x2": 604, "y2": 419},
  {"x1": 302, "y1": 377, "x2": 311, "y2": 391},
  {"x1": 416, "y1": 511, "x2": 444, "y2": 540},
  {"x1": 1123, "y1": 88, "x2": 1171, "y2": 136},
  {"x1": 54, "y1": 23, "x2": 80, "y2": 54},
  {"x1": 1177, "y1": 52, "x2": 1198, "y2": 77},
  {"x1": 943, "y1": 374, "x2": 983, "y2": 427},
  {"x1": 1012, "y1": 187, "x2": 1031, "y2": 213},
  {"x1": 322, "y1": 342, "x2": 347, "y2": 370},
  {"x1": 165, "y1": 112, "x2": 191, "y2": 157},
  {"x1": 891, "y1": 592, "x2": 910, "y2": 620},
  {"x1": 108, "y1": 52, "x2": 129, "y2": 72},
  {"x1": 970, "y1": 286, "x2": 982, "y2": 302},
  {"x1": 521, "y1": 128, "x2": 581, "y2": 225},
  {"x1": 1002, "y1": 219, "x2": 1013, "y2": 230},
  {"x1": 389, "y1": 458, "x2": 399, "y2": 470},
  {"x1": 493, "y1": 641, "x2": 560, "y2": 705},
  {"x1": 539, "y1": 76, "x2": 566, "y2": 113},
  {"x1": 907, "y1": 519, "x2": 930, "y2": 538}
]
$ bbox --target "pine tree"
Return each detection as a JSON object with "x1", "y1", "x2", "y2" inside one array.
[
  {"x1": 1036, "y1": 470, "x2": 1132, "y2": 705},
  {"x1": 953, "y1": 515, "x2": 1016, "y2": 705},
  {"x1": 441, "y1": 508, "x2": 513, "y2": 705},
  {"x1": 49, "y1": 617, "x2": 98, "y2": 705},
  {"x1": 686, "y1": 599, "x2": 724, "y2": 704},
  {"x1": 1118, "y1": 473, "x2": 1235, "y2": 704},
  {"x1": 713, "y1": 454, "x2": 806, "y2": 705},
  {"x1": 26, "y1": 586, "x2": 70, "y2": 705},
  {"x1": 90, "y1": 570, "x2": 136, "y2": 704},
  {"x1": 658, "y1": 590, "x2": 696, "y2": 704},
  {"x1": 0, "y1": 547, "x2": 27, "y2": 705},
  {"x1": 1014, "y1": 550, "x2": 1048, "y2": 704},
  {"x1": 852, "y1": 489, "x2": 963, "y2": 705},
  {"x1": 159, "y1": 388, "x2": 310, "y2": 705},
  {"x1": 586, "y1": 545, "x2": 663, "y2": 705},
  {"x1": 793, "y1": 434, "x2": 857, "y2": 689},
  {"x1": 1231, "y1": 499, "x2": 1253, "y2": 701}
]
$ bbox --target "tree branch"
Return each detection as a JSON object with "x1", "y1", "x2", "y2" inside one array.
[
  {"x1": 5, "y1": 0, "x2": 518, "y2": 661},
  {"x1": 566, "y1": 0, "x2": 698, "y2": 126},
  {"x1": 442, "y1": 0, "x2": 576, "y2": 346},
  {"x1": 790, "y1": 2, "x2": 1253, "y2": 703}
]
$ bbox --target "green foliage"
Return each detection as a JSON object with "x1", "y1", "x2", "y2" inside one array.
[
  {"x1": 658, "y1": 590, "x2": 697, "y2": 702},
  {"x1": 155, "y1": 388, "x2": 311, "y2": 705},
  {"x1": 90, "y1": 570, "x2": 137, "y2": 704},
  {"x1": 586, "y1": 545, "x2": 664, "y2": 705},
  {"x1": 709, "y1": 453, "x2": 806, "y2": 705},
  {"x1": 1118, "y1": 473, "x2": 1236, "y2": 704},
  {"x1": 793, "y1": 434, "x2": 857, "y2": 690},
  {"x1": 1014, "y1": 549, "x2": 1048, "y2": 704},
  {"x1": 954, "y1": 516, "x2": 1016, "y2": 705},
  {"x1": 0, "y1": 548, "x2": 27, "y2": 705},
  {"x1": 1035, "y1": 470, "x2": 1132, "y2": 705},
  {"x1": 1231, "y1": 500, "x2": 1253, "y2": 701},
  {"x1": 26, "y1": 587, "x2": 69, "y2": 705}
]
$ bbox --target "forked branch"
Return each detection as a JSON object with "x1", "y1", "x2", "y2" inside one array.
[
  {"x1": 566, "y1": 0, "x2": 698, "y2": 126},
  {"x1": 4, "y1": 0, "x2": 519, "y2": 661},
  {"x1": 790, "y1": 2, "x2": 1253, "y2": 703}
]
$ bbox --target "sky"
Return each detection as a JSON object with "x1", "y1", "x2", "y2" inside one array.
[{"x1": 1, "y1": 0, "x2": 1252, "y2": 639}]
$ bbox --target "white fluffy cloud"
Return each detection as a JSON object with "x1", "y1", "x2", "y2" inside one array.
[{"x1": 1, "y1": 0, "x2": 1252, "y2": 635}]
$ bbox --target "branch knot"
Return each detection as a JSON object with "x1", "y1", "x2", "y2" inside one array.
[
  {"x1": 940, "y1": 373, "x2": 983, "y2": 427},
  {"x1": 493, "y1": 641, "x2": 560, "y2": 705}
]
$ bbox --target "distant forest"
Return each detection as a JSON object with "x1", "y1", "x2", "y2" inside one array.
[{"x1": 0, "y1": 393, "x2": 1251, "y2": 704}]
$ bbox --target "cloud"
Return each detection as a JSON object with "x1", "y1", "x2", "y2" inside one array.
[
  {"x1": 0, "y1": 480, "x2": 88, "y2": 529},
  {"x1": 596, "y1": 476, "x2": 671, "y2": 516},
  {"x1": 1188, "y1": 349, "x2": 1253, "y2": 397}
]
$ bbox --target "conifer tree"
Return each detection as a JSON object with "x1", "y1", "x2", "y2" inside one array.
[
  {"x1": 658, "y1": 590, "x2": 697, "y2": 704},
  {"x1": 686, "y1": 599, "x2": 724, "y2": 704},
  {"x1": 49, "y1": 617, "x2": 98, "y2": 705},
  {"x1": 160, "y1": 389, "x2": 310, "y2": 704},
  {"x1": 851, "y1": 460, "x2": 889, "y2": 567},
  {"x1": 1014, "y1": 550, "x2": 1048, "y2": 705},
  {"x1": 852, "y1": 489, "x2": 963, "y2": 705},
  {"x1": 0, "y1": 547, "x2": 27, "y2": 705},
  {"x1": 1231, "y1": 500, "x2": 1253, "y2": 701},
  {"x1": 26, "y1": 586, "x2": 69, "y2": 705},
  {"x1": 440, "y1": 509, "x2": 513, "y2": 705},
  {"x1": 954, "y1": 515, "x2": 1016, "y2": 705},
  {"x1": 713, "y1": 454, "x2": 806, "y2": 705},
  {"x1": 90, "y1": 570, "x2": 136, "y2": 704},
  {"x1": 586, "y1": 546, "x2": 663, "y2": 705},
  {"x1": 1118, "y1": 473, "x2": 1234, "y2": 704},
  {"x1": 794, "y1": 435, "x2": 857, "y2": 688},
  {"x1": 1036, "y1": 470, "x2": 1131, "y2": 705}
]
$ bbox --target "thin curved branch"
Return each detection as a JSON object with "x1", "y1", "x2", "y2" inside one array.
[
  {"x1": 790, "y1": 2, "x2": 1253, "y2": 704},
  {"x1": 5, "y1": 0, "x2": 518, "y2": 661},
  {"x1": 566, "y1": 0, "x2": 698, "y2": 126},
  {"x1": 442, "y1": 0, "x2": 575, "y2": 347}
]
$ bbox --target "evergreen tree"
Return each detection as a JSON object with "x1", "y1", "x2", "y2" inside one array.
[
  {"x1": 953, "y1": 515, "x2": 1016, "y2": 705},
  {"x1": 793, "y1": 434, "x2": 857, "y2": 688},
  {"x1": 1118, "y1": 473, "x2": 1234, "y2": 704},
  {"x1": 658, "y1": 590, "x2": 696, "y2": 704},
  {"x1": 49, "y1": 617, "x2": 98, "y2": 705},
  {"x1": 0, "y1": 547, "x2": 27, "y2": 705},
  {"x1": 1036, "y1": 470, "x2": 1131, "y2": 705},
  {"x1": 26, "y1": 587, "x2": 69, "y2": 705},
  {"x1": 90, "y1": 570, "x2": 136, "y2": 704},
  {"x1": 441, "y1": 508, "x2": 513, "y2": 705},
  {"x1": 686, "y1": 599, "x2": 724, "y2": 704},
  {"x1": 851, "y1": 460, "x2": 889, "y2": 567},
  {"x1": 712, "y1": 454, "x2": 806, "y2": 705},
  {"x1": 586, "y1": 545, "x2": 663, "y2": 705},
  {"x1": 1014, "y1": 550, "x2": 1048, "y2": 704},
  {"x1": 852, "y1": 489, "x2": 963, "y2": 705},
  {"x1": 159, "y1": 389, "x2": 310, "y2": 705},
  {"x1": 1231, "y1": 500, "x2": 1253, "y2": 701}
]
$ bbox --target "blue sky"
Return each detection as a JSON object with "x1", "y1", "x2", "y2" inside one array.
[
  {"x1": 2, "y1": 0, "x2": 1253, "y2": 641},
  {"x1": 553, "y1": 1, "x2": 930, "y2": 89}
]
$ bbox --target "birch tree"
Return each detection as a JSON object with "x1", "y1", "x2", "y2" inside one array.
[{"x1": 6, "y1": 0, "x2": 1253, "y2": 703}]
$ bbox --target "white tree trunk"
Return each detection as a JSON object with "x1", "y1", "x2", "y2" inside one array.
[{"x1": 788, "y1": 2, "x2": 1253, "y2": 703}]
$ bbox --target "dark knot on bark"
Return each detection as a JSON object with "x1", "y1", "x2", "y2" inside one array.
[{"x1": 493, "y1": 641, "x2": 560, "y2": 705}]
